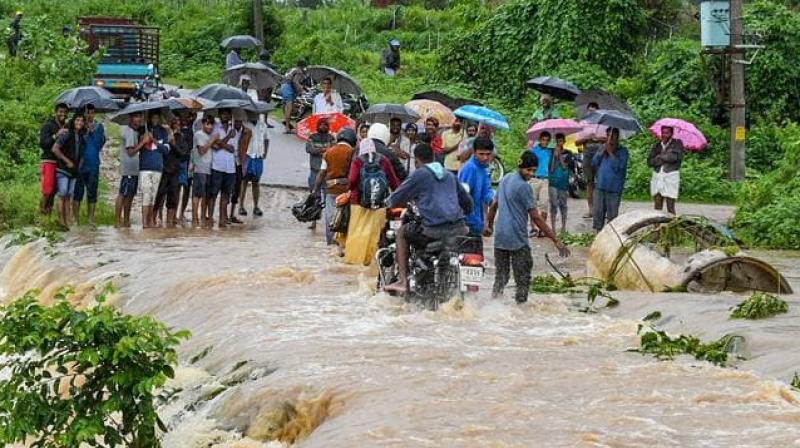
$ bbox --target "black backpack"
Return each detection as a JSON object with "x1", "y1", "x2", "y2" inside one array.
[{"x1": 358, "y1": 153, "x2": 390, "y2": 209}]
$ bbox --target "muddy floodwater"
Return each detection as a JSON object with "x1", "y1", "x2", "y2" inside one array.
[{"x1": 2, "y1": 190, "x2": 800, "y2": 447}]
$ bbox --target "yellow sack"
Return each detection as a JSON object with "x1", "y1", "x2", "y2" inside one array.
[{"x1": 343, "y1": 205, "x2": 387, "y2": 266}]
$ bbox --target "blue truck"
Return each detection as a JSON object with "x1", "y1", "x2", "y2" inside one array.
[{"x1": 78, "y1": 16, "x2": 160, "y2": 101}]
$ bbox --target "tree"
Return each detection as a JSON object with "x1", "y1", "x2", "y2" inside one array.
[{"x1": 0, "y1": 285, "x2": 190, "y2": 447}]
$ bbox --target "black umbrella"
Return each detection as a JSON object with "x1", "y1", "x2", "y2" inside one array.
[
  {"x1": 223, "y1": 63, "x2": 283, "y2": 90},
  {"x1": 108, "y1": 102, "x2": 174, "y2": 126},
  {"x1": 203, "y1": 98, "x2": 273, "y2": 123},
  {"x1": 193, "y1": 84, "x2": 252, "y2": 103},
  {"x1": 526, "y1": 76, "x2": 581, "y2": 101},
  {"x1": 220, "y1": 35, "x2": 261, "y2": 50},
  {"x1": 411, "y1": 90, "x2": 482, "y2": 111},
  {"x1": 581, "y1": 109, "x2": 643, "y2": 132},
  {"x1": 305, "y1": 66, "x2": 362, "y2": 96},
  {"x1": 575, "y1": 89, "x2": 633, "y2": 119},
  {"x1": 362, "y1": 103, "x2": 420, "y2": 124},
  {"x1": 202, "y1": 99, "x2": 255, "y2": 115},
  {"x1": 55, "y1": 86, "x2": 119, "y2": 112}
]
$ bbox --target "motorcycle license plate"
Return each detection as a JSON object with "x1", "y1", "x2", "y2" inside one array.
[
  {"x1": 460, "y1": 266, "x2": 483, "y2": 286},
  {"x1": 389, "y1": 220, "x2": 402, "y2": 230}
]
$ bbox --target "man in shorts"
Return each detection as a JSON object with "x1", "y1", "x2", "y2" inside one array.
[
  {"x1": 208, "y1": 109, "x2": 239, "y2": 227},
  {"x1": 73, "y1": 104, "x2": 105, "y2": 228},
  {"x1": 192, "y1": 117, "x2": 217, "y2": 227},
  {"x1": 115, "y1": 112, "x2": 149, "y2": 228},
  {"x1": 239, "y1": 116, "x2": 269, "y2": 217},
  {"x1": 139, "y1": 112, "x2": 170, "y2": 228},
  {"x1": 38, "y1": 103, "x2": 69, "y2": 215},
  {"x1": 528, "y1": 131, "x2": 552, "y2": 236}
]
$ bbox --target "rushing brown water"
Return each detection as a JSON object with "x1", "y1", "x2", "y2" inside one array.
[{"x1": 2, "y1": 190, "x2": 800, "y2": 447}]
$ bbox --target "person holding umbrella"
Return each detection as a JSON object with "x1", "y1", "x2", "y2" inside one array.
[
  {"x1": 115, "y1": 112, "x2": 147, "y2": 228},
  {"x1": 225, "y1": 48, "x2": 244, "y2": 69},
  {"x1": 591, "y1": 128, "x2": 629, "y2": 232},
  {"x1": 648, "y1": 125, "x2": 684, "y2": 215},
  {"x1": 530, "y1": 94, "x2": 560, "y2": 126},
  {"x1": 72, "y1": 104, "x2": 106, "y2": 229},
  {"x1": 139, "y1": 112, "x2": 171, "y2": 228}
]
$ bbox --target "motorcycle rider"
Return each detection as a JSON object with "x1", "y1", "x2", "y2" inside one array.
[{"x1": 383, "y1": 143, "x2": 473, "y2": 294}]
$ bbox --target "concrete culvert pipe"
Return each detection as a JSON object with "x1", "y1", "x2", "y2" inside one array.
[{"x1": 587, "y1": 210, "x2": 792, "y2": 294}]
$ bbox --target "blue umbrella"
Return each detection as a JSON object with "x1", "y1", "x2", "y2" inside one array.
[{"x1": 453, "y1": 105, "x2": 510, "y2": 130}]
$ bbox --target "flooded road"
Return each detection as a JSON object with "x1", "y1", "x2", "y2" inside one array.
[{"x1": 2, "y1": 190, "x2": 800, "y2": 447}]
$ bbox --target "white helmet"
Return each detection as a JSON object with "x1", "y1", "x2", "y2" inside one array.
[{"x1": 367, "y1": 123, "x2": 391, "y2": 146}]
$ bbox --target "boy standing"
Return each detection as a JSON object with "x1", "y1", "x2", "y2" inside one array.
[
  {"x1": 73, "y1": 104, "x2": 105, "y2": 228},
  {"x1": 191, "y1": 117, "x2": 217, "y2": 227},
  {"x1": 115, "y1": 112, "x2": 149, "y2": 228},
  {"x1": 39, "y1": 103, "x2": 68, "y2": 215},
  {"x1": 548, "y1": 133, "x2": 571, "y2": 234},
  {"x1": 239, "y1": 116, "x2": 269, "y2": 217}
]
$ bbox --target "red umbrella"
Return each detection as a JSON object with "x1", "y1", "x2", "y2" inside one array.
[{"x1": 295, "y1": 112, "x2": 356, "y2": 141}]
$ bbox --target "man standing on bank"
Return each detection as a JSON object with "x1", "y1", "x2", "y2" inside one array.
[{"x1": 648, "y1": 125, "x2": 684, "y2": 215}]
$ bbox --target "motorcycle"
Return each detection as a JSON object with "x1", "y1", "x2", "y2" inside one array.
[
  {"x1": 273, "y1": 87, "x2": 369, "y2": 122},
  {"x1": 132, "y1": 73, "x2": 160, "y2": 103},
  {"x1": 488, "y1": 155, "x2": 505, "y2": 186},
  {"x1": 568, "y1": 152, "x2": 586, "y2": 199},
  {"x1": 376, "y1": 207, "x2": 485, "y2": 310}
]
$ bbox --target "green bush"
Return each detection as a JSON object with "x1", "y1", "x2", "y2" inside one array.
[
  {"x1": 0, "y1": 286, "x2": 189, "y2": 447},
  {"x1": 733, "y1": 122, "x2": 800, "y2": 248},
  {"x1": 439, "y1": 0, "x2": 648, "y2": 99}
]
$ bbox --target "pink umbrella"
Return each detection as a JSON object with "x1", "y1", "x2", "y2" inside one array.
[
  {"x1": 573, "y1": 122, "x2": 638, "y2": 142},
  {"x1": 650, "y1": 118, "x2": 707, "y2": 152},
  {"x1": 526, "y1": 118, "x2": 583, "y2": 140}
]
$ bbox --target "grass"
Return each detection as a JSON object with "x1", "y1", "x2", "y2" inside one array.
[
  {"x1": 730, "y1": 292, "x2": 789, "y2": 320},
  {"x1": 0, "y1": 171, "x2": 115, "y2": 236},
  {"x1": 633, "y1": 322, "x2": 744, "y2": 367}
]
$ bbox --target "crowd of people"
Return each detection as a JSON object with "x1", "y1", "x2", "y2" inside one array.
[
  {"x1": 37, "y1": 100, "x2": 269, "y2": 230},
  {"x1": 32, "y1": 31, "x2": 687, "y2": 303}
]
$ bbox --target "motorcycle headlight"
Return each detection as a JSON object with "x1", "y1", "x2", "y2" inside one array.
[{"x1": 386, "y1": 230, "x2": 395, "y2": 241}]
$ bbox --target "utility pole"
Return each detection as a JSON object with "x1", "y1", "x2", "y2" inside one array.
[
  {"x1": 729, "y1": 0, "x2": 746, "y2": 181},
  {"x1": 253, "y1": 0, "x2": 264, "y2": 51}
]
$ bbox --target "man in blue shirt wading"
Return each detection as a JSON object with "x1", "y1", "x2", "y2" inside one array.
[
  {"x1": 591, "y1": 127, "x2": 629, "y2": 232},
  {"x1": 73, "y1": 104, "x2": 105, "y2": 229},
  {"x1": 457, "y1": 137, "x2": 495, "y2": 255},
  {"x1": 483, "y1": 152, "x2": 570, "y2": 304}
]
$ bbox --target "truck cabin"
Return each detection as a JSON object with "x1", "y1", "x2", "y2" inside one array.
[{"x1": 78, "y1": 17, "x2": 160, "y2": 98}]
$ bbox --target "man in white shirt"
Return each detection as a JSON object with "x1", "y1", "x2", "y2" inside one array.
[
  {"x1": 238, "y1": 116, "x2": 269, "y2": 217},
  {"x1": 312, "y1": 77, "x2": 343, "y2": 115},
  {"x1": 209, "y1": 109, "x2": 239, "y2": 227}
]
